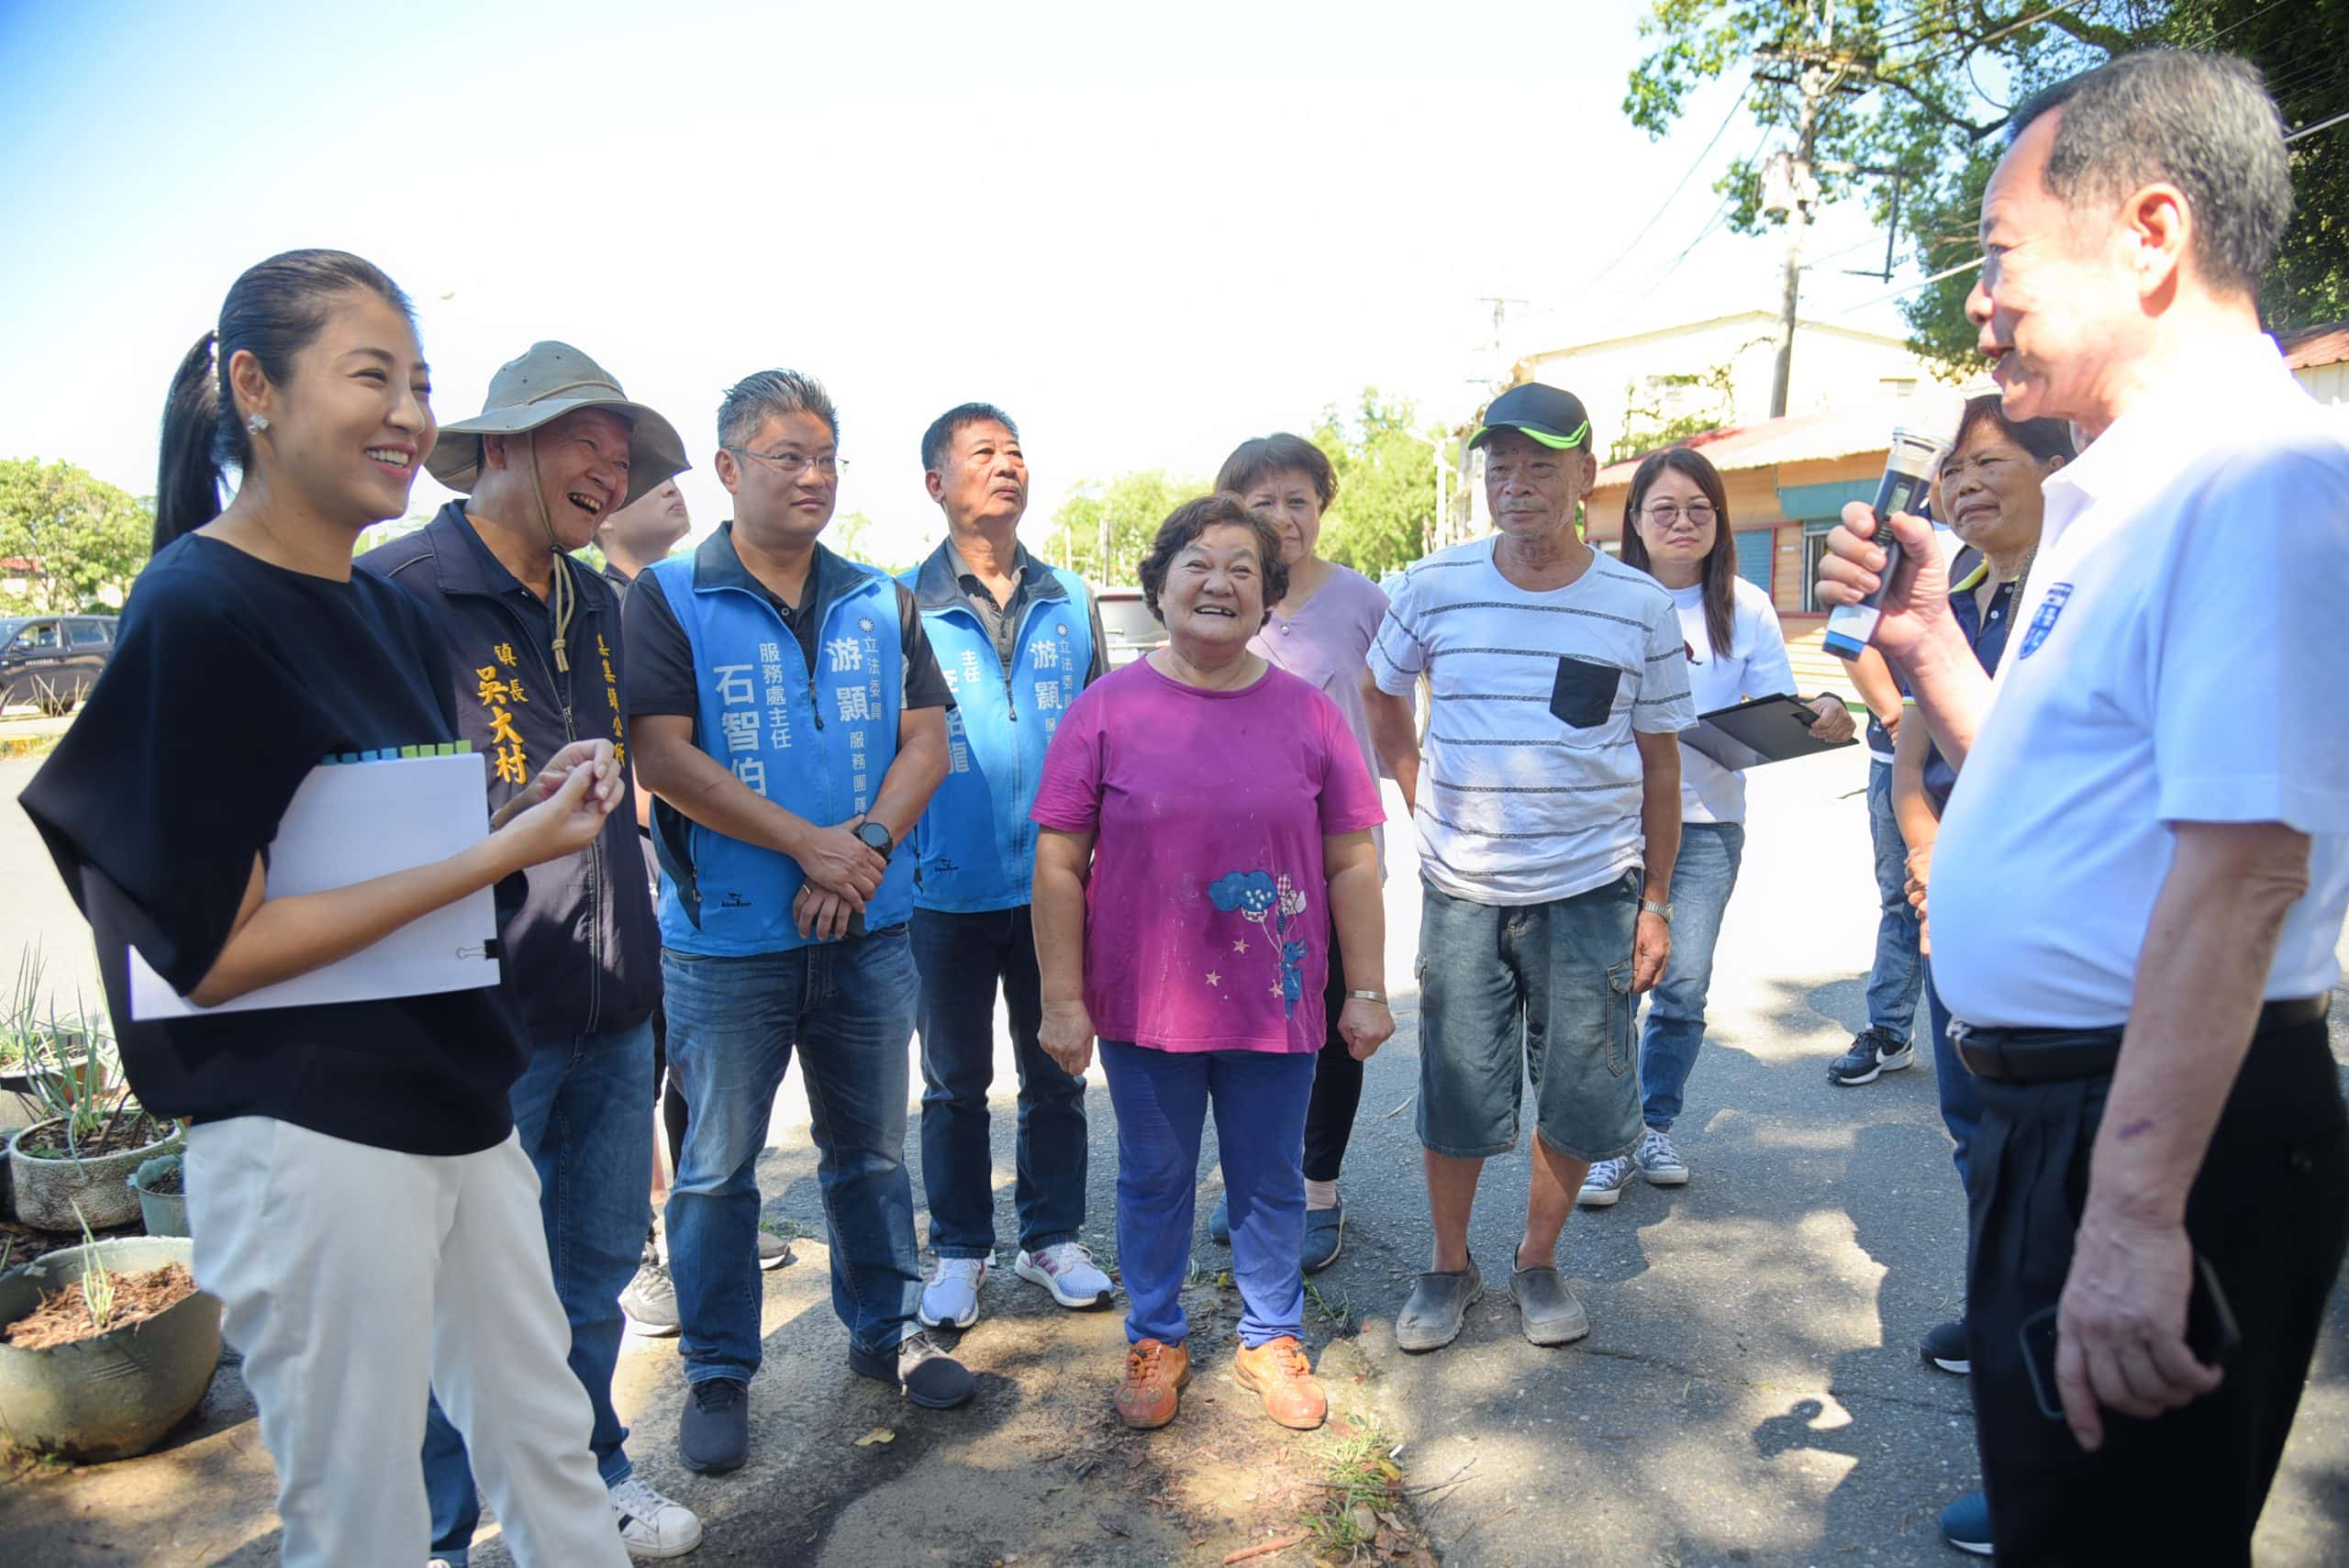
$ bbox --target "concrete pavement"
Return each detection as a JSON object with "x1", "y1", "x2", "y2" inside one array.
[{"x1": 2, "y1": 751, "x2": 2343, "y2": 1566}]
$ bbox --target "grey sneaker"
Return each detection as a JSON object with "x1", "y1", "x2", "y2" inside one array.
[
  {"x1": 620, "y1": 1254, "x2": 680, "y2": 1337},
  {"x1": 1395, "y1": 1256, "x2": 1483, "y2": 1353},
  {"x1": 1508, "y1": 1265, "x2": 1590, "y2": 1346},
  {"x1": 1635, "y1": 1127, "x2": 1689, "y2": 1185},
  {"x1": 758, "y1": 1223, "x2": 792, "y2": 1272},
  {"x1": 848, "y1": 1330, "x2": 975, "y2": 1409},
  {"x1": 1578, "y1": 1155, "x2": 1634, "y2": 1207}
]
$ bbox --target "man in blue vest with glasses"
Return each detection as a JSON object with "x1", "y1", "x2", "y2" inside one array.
[
  {"x1": 625, "y1": 370, "x2": 967, "y2": 1475},
  {"x1": 902, "y1": 404, "x2": 1114, "y2": 1332}
]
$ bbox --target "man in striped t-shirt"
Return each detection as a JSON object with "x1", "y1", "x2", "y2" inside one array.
[{"x1": 1370, "y1": 383, "x2": 1695, "y2": 1355}]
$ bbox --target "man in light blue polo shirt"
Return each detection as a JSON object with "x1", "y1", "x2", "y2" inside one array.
[
  {"x1": 902, "y1": 404, "x2": 1115, "y2": 1331},
  {"x1": 625, "y1": 370, "x2": 970, "y2": 1475}
]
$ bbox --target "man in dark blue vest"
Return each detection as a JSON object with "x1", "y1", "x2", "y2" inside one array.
[
  {"x1": 902, "y1": 404, "x2": 1113, "y2": 1332},
  {"x1": 625, "y1": 369, "x2": 966, "y2": 1475}
]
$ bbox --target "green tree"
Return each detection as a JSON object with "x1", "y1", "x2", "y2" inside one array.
[
  {"x1": 1308, "y1": 390, "x2": 1446, "y2": 580},
  {"x1": 1042, "y1": 469, "x2": 1201, "y2": 584},
  {"x1": 1626, "y1": 2, "x2": 2349, "y2": 377},
  {"x1": 0, "y1": 459, "x2": 155, "y2": 613}
]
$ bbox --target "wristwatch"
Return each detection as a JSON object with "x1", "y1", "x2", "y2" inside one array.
[
  {"x1": 1640, "y1": 898, "x2": 1674, "y2": 924},
  {"x1": 854, "y1": 820, "x2": 894, "y2": 857}
]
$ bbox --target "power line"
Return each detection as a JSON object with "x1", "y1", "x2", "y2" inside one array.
[
  {"x1": 2288, "y1": 108, "x2": 2349, "y2": 144},
  {"x1": 1628, "y1": 125, "x2": 1778, "y2": 309},
  {"x1": 1583, "y1": 83, "x2": 1753, "y2": 292},
  {"x1": 1830, "y1": 256, "x2": 1984, "y2": 319},
  {"x1": 2180, "y1": 0, "x2": 2294, "y2": 50}
]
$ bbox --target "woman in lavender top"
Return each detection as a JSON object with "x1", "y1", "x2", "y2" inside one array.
[{"x1": 1205, "y1": 433, "x2": 1421, "y2": 1271}]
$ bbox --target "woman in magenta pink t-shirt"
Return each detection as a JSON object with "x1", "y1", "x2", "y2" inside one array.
[{"x1": 1031, "y1": 495, "x2": 1390, "y2": 1436}]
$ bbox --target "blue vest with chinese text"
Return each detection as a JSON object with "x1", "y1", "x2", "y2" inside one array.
[
  {"x1": 905, "y1": 570, "x2": 1091, "y2": 912},
  {"x1": 646, "y1": 556, "x2": 910, "y2": 954}
]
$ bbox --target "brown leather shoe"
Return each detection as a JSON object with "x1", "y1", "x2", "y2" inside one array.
[
  {"x1": 1115, "y1": 1338, "x2": 1190, "y2": 1429},
  {"x1": 1232, "y1": 1335, "x2": 1328, "y2": 1429}
]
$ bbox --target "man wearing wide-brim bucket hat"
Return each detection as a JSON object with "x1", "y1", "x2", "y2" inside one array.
[{"x1": 362, "y1": 341, "x2": 705, "y2": 1563}]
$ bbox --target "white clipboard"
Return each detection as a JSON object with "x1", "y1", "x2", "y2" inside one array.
[{"x1": 128, "y1": 751, "x2": 502, "y2": 1018}]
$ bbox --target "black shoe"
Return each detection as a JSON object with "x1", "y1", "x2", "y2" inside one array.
[
  {"x1": 849, "y1": 1330, "x2": 975, "y2": 1409},
  {"x1": 1827, "y1": 1028, "x2": 1915, "y2": 1086},
  {"x1": 678, "y1": 1377, "x2": 750, "y2": 1473},
  {"x1": 1921, "y1": 1318, "x2": 1970, "y2": 1375}
]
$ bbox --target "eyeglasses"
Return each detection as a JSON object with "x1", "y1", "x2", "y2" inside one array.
[
  {"x1": 1642, "y1": 503, "x2": 1717, "y2": 527},
  {"x1": 724, "y1": 446, "x2": 848, "y2": 479}
]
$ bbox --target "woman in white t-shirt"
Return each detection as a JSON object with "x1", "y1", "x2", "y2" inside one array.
[{"x1": 1580, "y1": 448, "x2": 1854, "y2": 1203}]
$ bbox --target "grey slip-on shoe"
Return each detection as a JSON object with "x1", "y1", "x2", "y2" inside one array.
[
  {"x1": 1508, "y1": 1265, "x2": 1590, "y2": 1347},
  {"x1": 1396, "y1": 1256, "x2": 1483, "y2": 1353}
]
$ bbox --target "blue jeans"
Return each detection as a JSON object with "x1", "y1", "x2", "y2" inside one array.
[
  {"x1": 913, "y1": 905, "x2": 1087, "y2": 1258},
  {"x1": 1417, "y1": 873, "x2": 1643, "y2": 1162},
  {"x1": 422, "y1": 1017, "x2": 654, "y2": 1564},
  {"x1": 1921, "y1": 955, "x2": 1981, "y2": 1193},
  {"x1": 1865, "y1": 759, "x2": 1923, "y2": 1041},
  {"x1": 1636, "y1": 821, "x2": 1745, "y2": 1132},
  {"x1": 662, "y1": 933, "x2": 923, "y2": 1375},
  {"x1": 1099, "y1": 1040, "x2": 1316, "y2": 1348}
]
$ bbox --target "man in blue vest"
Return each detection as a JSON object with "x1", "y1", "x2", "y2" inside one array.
[
  {"x1": 903, "y1": 404, "x2": 1114, "y2": 1331},
  {"x1": 624, "y1": 369, "x2": 966, "y2": 1476}
]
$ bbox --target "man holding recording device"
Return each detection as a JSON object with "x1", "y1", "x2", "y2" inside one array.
[{"x1": 1815, "y1": 51, "x2": 2349, "y2": 1563}]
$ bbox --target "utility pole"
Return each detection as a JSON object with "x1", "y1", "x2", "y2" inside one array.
[{"x1": 1756, "y1": 1, "x2": 1855, "y2": 419}]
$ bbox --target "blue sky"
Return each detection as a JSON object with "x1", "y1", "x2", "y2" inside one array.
[{"x1": 0, "y1": 0, "x2": 1920, "y2": 561}]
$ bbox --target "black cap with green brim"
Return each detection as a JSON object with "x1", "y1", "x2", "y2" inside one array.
[{"x1": 1469, "y1": 383, "x2": 1593, "y2": 452}]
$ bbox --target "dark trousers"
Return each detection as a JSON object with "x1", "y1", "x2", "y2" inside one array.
[
  {"x1": 1966, "y1": 1019, "x2": 2347, "y2": 1565},
  {"x1": 1302, "y1": 908, "x2": 1362, "y2": 1183},
  {"x1": 913, "y1": 905, "x2": 1088, "y2": 1257},
  {"x1": 649, "y1": 999, "x2": 687, "y2": 1176}
]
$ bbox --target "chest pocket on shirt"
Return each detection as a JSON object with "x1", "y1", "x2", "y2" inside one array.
[{"x1": 1550, "y1": 657, "x2": 1622, "y2": 729}]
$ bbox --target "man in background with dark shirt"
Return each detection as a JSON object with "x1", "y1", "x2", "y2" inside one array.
[
  {"x1": 626, "y1": 368, "x2": 970, "y2": 1476},
  {"x1": 368, "y1": 341, "x2": 704, "y2": 1562}
]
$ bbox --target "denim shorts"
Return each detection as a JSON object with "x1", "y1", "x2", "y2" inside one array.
[{"x1": 1416, "y1": 871, "x2": 1643, "y2": 1162}]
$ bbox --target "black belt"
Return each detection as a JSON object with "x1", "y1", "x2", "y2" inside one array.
[{"x1": 1953, "y1": 996, "x2": 2331, "y2": 1084}]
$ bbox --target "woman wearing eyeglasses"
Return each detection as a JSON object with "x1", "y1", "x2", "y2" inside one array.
[{"x1": 1579, "y1": 448, "x2": 1855, "y2": 1205}]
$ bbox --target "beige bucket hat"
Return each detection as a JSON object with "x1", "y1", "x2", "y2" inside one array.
[{"x1": 427, "y1": 340, "x2": 689, "y2": 507}]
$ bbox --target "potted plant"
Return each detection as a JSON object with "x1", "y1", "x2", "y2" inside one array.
[
  {"x1": 6, "y1": 1039, "x2": 182, "y2": 1232},
  {"x1": 0, "y1": 1208, "x2": 221, "y2": 1462},
  {"x1": 0, "y1": 948, "x2": 93, "y2": 1135},
  {"x1": 128, "y1": 1152, "x2": 188, "y2": 1238}
]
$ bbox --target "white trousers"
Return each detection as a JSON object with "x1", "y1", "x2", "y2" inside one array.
[{"x1": 185, "y1": 1117, "x2": 629, "y2": 1568}]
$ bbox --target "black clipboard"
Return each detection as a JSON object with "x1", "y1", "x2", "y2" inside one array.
[{"x1": 1679, "y1": 693, "x2": 1856, "y2": 771}]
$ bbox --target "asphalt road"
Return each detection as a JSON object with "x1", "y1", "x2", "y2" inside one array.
[{"x1": 3, "y1": 745, "x2": 2343, "y2": 1566}]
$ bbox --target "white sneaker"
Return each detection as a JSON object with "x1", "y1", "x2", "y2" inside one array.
[
  {"x1": 1635, "y1": 1126, "x2": 1690, "y2": 1186},
  {"x1": 1014, "y1": 1241, "x2": 1114, "y2": 1308},
  {"x1": 1578, "y1": 1155, "x2": 1634, "y2": 1207},
  {"x1": 918, "y1": 1255, "x2": 987, "y2": 1329},
  {"x1": 609, "y1": 1473, "x2": 702, "y2": 1558}
]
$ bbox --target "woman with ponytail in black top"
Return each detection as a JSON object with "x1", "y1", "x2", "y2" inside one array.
[{"x1": 20, "y1": 251, "x2": 633, "y2": 1568}]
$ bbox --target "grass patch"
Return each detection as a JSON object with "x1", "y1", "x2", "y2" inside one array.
[
  {"x1": 1297, "y1": 1412, "x2": 1434, "y2": 1565},
  {"x1": 0, "y1": 731, "x2": 61, "y2": 762}
]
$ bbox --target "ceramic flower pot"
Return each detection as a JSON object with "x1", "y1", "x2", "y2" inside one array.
[
  {"x1": 7, "y1": 1116, "x2": 184, "y2": 1232},
  {"x1": 0, "y1": 1235, "x2": 221, "y2": 1462}
]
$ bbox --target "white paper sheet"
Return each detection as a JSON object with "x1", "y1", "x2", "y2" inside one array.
[{"x1": 128, "y1": 751, "x2": 502, "y2": 1019}]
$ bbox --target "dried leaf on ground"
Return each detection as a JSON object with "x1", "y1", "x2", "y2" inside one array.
[{"x1": 852, "y1": 1426, "x2": 896, "y2": 1447}]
